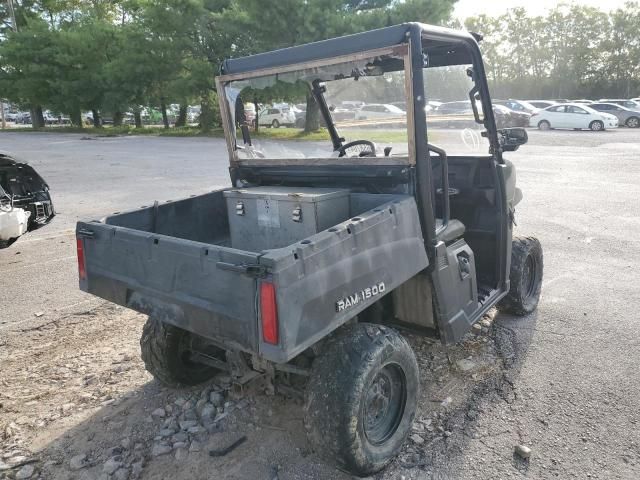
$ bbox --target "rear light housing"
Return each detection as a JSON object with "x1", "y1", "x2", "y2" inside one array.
[
  {"x1": 76, "y1": 238, "x2": 87, "y2": 281},
  {"x1": 260, "y1": 282, "x2": 278, "y2": 344}
]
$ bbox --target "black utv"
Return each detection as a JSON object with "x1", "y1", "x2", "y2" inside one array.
[{"x1": 77, "y1": 22, "x2": 542, "y2": 475}]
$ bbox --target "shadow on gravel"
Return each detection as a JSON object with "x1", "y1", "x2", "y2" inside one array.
[
  {"x1": 389, "y1": 311, "x2": 540, "y2": 479},
  {"x1": 29, "y1": 376, "x2": 343, "y2": 480}
]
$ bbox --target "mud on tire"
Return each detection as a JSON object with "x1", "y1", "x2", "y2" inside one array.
[
  {"x1": 304, "y1": 322, "x2": 419, "y2": 476},
  {"x1": 498, "y1": 236, "x2": 543, "y2": 316},
  {"x1": 140, "y1": 317, "x2": 218, "y2": 387}
]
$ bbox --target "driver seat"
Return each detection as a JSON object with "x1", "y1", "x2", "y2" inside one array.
[{"x1": 435, "y1": 218, "x2": 465, "y2": 244}]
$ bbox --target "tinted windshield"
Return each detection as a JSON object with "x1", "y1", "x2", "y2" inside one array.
[{"x1": 222, "y1": 48, "x2": 409, "y2": 160}]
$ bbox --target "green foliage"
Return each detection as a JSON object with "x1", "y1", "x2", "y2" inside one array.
[
  {"x1": 465, "y1": 3, "x2": 640, "y2": 99},
  {"x1": 3, "y1": 0, "x2": 639, "y2": 134}
]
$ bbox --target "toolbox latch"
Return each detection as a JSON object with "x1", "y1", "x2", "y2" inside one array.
[{"x1": 216, "y1": 262, "x2": 268, "y2": 278}]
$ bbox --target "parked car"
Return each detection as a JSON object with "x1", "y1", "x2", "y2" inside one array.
[
  {"x1": 589, "y1": 102, "x2": 640, "y2": 128},
  {"x1": 341, "y1": 100, "x2": 365, "y2": 110},
  {"x1": 434, "y1": 101, "x2": 476, "y2": 115},
  {"x1": 390, "y1": 101, "x2": 407, "y2": 112},
  {"x1": 493, "y1": 99, "x2": 539, "y2": 114},
  {"x1": 598, "y1": 99, "x2": 640, "y2": 109},
  {"x1": 243, "y1": 103, "x2": 256, "y2": 125},
  {"x1": 531, "y1": 103, "x2": 618, "y2": 131},
  {"x1": 429, "y1": 101, "x2": 482, "y2": 128},
  {"x1": 528, "y1": 100, "x2": 557, "y2": 109},
  {"x1": 16, "y1": 112, "x2": 31, "y2": 124},
  {"x1": 258, "y1": 106, "x2": 296, "y2": 128},
  {"x1": 0, "y1": 152, "x2": 55, "y2": 248},
  {"x1": 355, "y1": 103, "x2": 406, "y2": 120},
  {"x1": 493, "y1": 104, "x2": 531, "y2": 128}
]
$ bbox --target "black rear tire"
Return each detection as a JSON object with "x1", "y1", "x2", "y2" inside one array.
[
  {"x1": 498, "y1": 236, "x2": 543, "y2": 316},
  {"x1": 272, "y1": 119, "x2": 280, "y2": 128},
  {"x1": 140, "y1": 317, "x2": 218, "y2": 387},
  {"x1": 538, "y1": 120, "x2": 550, "y2": 130},
  {"x1": 626, "y1": 116, "x2": 639, "y2": 128},
  {"x1": 304, "y1": 323, "x2": 419, "y2": 476}
]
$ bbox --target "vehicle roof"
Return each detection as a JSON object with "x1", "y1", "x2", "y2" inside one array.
[
  {"x1": 0, "y1": 153, "x2": 21, "y2": 167},
  {"x1": 220, "y1": 23, "x2": 476, "y2": 76},
  {"x1": 591, "y1": 102, "x2": 624, "y2": 106},
  {"x1": 548, "y1": 102, "x2": 597, "y2": 110}
]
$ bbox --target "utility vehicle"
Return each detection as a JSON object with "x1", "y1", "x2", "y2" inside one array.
[{"x1": 76, "y1": 23, "x2": 543, "y2": 475}]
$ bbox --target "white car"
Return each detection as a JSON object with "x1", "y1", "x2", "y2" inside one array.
[
  {"x1": 355, "y1": 104, "x2": 406, "y2": 120},
  {"x1": 258, "y1": 107, "x2": 296, "y2": 128},
  {"x1": 531, "y1": 103, "x2": 618, "y2": 131}
]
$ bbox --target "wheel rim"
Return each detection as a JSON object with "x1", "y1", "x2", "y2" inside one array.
[
  {"x1": 592, "y1": 121, "x2": 602, "y2": 131},
  {"x1": 363, "y1": 364, "x2": 406, "y2": 445},
  {"x1": 539, "y1": 121, "x2": 549, "y2": 130},
  {"x1": 522, "y1": 253, "x2": 539, "y2": 300},
  {"x1": 627, "y1": 117, "x2": 639, "y2": 128}
]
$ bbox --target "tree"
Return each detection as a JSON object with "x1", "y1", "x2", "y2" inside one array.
[{"x1": 235, "y1": 0, "x2": 456, "y2": 132}]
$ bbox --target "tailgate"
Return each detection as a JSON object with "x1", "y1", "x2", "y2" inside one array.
[{"x1": 76, "y1": 221, "x2": 260, "y2": 352}]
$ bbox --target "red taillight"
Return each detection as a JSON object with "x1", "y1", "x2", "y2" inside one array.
[
  {"x1": 260, "y1": 282, "x2": 278, "y2": 344},
  {"x1": 76, "y1": 238, "x2": 87, "y2": 280}
]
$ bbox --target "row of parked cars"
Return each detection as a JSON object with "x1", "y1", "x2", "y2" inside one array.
[
  {"x1": 245, "y1": 97, "x2": 640, "y2": 131},
  {"x1": 491, "y1": 98, "x2": 640, "y2": 131}
]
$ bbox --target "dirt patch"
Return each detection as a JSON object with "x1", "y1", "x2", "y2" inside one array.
[{"x1": 0, "y1": 305, "x2": 514, "y2": 480}]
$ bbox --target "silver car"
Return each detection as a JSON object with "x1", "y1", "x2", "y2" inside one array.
[{"x1": 590, "y1": 102, "x2": 640, "y2": 128}]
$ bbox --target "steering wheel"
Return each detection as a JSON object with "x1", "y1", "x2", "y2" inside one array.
[{"x1": 337, "y1": 140, "x2": 376, "y2": 157}]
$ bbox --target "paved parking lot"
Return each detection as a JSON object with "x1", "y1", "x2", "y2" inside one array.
[{"x1": 1, "y1": 129, "x2": 639, "y2": 479}]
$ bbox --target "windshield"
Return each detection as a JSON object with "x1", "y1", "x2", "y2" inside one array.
[
  {"x1": 423, "y1": 63, "x2": 490, "y2": 156},
  {"x1": 222, "y1": 48, "x2": 409, "y2": 160}
]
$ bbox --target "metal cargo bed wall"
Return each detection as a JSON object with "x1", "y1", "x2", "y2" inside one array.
[
  {"x1": 103, "y1": 190, "x2": 231, "y2": 246},
  {"x1": 259, "y1": 195, "x2": 430, "y2": 362},
  {"x1": 77, "y1": 219, "x2": 261, "y2": 353}
]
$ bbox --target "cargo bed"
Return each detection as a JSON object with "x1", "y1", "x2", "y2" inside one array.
[{"x1": 77, "y1": 188, "x2": 429, "y2": 363}]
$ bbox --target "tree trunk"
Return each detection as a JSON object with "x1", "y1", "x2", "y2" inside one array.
[
  {"x1": 29, "y1": 106, "x2": 42, "y2": 128},
  {"x1": 113, "y1": 111, "x2": 123, "y2": 127},
  {"x1": 175, "y1": 104, "x2": 187, "y2": 127},
  {"x1": 35, "y1": 105, "x2": 45, "y2": 128},
  {"x1": 92, "y1": 109, "x2": 101, "y2": 128},
  {"x1": 70, "y1": 109, "x2": 82, "y2": 128},
  {"x1": 134, "y1": 109, "x2": 142, "y2": 129},
  {"x1": 199, "y1": 95, "x2": 213, "y2": 133},
  {"x1": 304, "y1": 92, "x2": 320, "y2": 132},
  {"x1": 160, "y1": 101, "x2": 169, "y2": 129}
]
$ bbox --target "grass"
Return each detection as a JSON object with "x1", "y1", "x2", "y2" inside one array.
[
  {"x1": 254, "y1": 127, "x2": 409, "y2": 143},
  {"x1": 1, "y1": 125, "x2": 224, "y2": 137}
]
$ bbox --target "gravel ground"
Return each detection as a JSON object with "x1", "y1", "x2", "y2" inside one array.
[{"x1": 1, "y1": 128, "x2": 639, "y2": 479}]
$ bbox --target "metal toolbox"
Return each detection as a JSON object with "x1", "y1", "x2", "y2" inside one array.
[{"x1": 223, "y1": 186, "x2": 350, "y2": 251}]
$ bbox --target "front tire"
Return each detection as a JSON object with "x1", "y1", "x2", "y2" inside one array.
[
  {"x1": 140, "y1": 317, "x2": 218, "y2": 387},
  {"x1": 590, "y1": 120, "x2": 604, "y2": 131},
  {"x1": 498, "y1": 237, "x2": 543, "y2": 316},
  {"x1": 305, "y1": 323, "x2": 419, "y2": 476},
  {"x1": 538, "y1": 120, "x2": 551, "y2": 130},
  {"x1": 626, "y1": 116, "x2": 639, "y2": 128}
]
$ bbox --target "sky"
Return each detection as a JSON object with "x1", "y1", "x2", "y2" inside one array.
[{"x1": 453, "y1": 0, "x2": 631, "y2": 20}]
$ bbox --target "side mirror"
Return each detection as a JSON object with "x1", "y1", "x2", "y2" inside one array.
[{"x1": 499, "y1": 127, "x2": 528, "y2": 152}]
